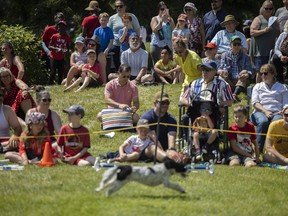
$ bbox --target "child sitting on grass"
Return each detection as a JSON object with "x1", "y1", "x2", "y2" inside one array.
[
  {"x1": 57, "y1": 105, "x2": 95, "y2": 166},
  {"x1": 227, "y1": 105, "x2": 260, "y2": 167},
  {"x1": 153, "y1": 47, "x2": 179, "y2": 84},
  {"x1": 115, "y1": 119, "x2": 167, "y2": 162},
  {"x1": 192, "y1": 113, "x2": 218, "y2": 161},
  {"x1": 64, "y1": 49, "x2": 101, "y2": 92},
  {"x1": 4, "y1": 112, "x2": 54, "y2": 165}
]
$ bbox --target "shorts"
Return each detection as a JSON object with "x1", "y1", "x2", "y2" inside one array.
[
  {"x1": 227, "y1": 151, "x2": 254, "y2": 165},
  {"x1": 87, "y1": 78, "x2": 101, "y2": 87},
  {"x1": 199, "y1": 132, "x2": 211, "y2": 146}
]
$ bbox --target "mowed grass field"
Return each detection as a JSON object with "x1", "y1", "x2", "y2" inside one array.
[{"x1": 1, "y1": 84, "x2": 288, "y2": 216}]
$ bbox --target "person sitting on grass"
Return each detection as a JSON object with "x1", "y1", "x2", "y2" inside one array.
[
  {"x1": 227, "y1": 106, "x2": 260, "y2": 167},
  {"x1": 115, "y1": 119, "x2": 167, "y2": 162},
  {"x1": 192, "y1": 113, "x2": 218, "y2": 161},
  {"x1": 4, "y1": 112, "x2": 54, "y2": 165},
  {"x1": 153, "y1": 47, "x2": 179, "y2": 84},
  {"x1": 262, "y1": 106, "x2": 288, "y2": 165},
  {"x1": 97, "y1": 64, "x2": 140, "y2": 124},
  {"x1": 63, "y1": 36, "x2": 87, "y2": 88},
  {"x1": 57, "y1": 105, "x2": 95, "y2": 166},
  {"x1": 64, "y1": 49, "x2": 102, "y2": 92}
]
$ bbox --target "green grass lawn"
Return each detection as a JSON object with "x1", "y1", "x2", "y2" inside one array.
[{"x1": 1, "y1": 84, "x2": 288, "y2": 216}]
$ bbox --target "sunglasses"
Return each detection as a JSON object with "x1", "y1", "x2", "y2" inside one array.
[
  {"x1": 232, "y1": 42, "x2": 241, "y2": 46},
  {"x1": 284, "y1": 113, "x2": 288, "y2": 117},
  {"x1": 0, "y1": 74, "x2": 10, "y2": 79},
  {"x1": 88, "y1": 43, "x2": 96, "y2": 47},
  {"x1": 157, "y1": 100, "x2": 170, "y2": 105},
  {"x1": 261, "y1": 72, "x2": 269, "y2": 76},
  {"x1": 202, "y1": 69, "x2": 213, "y2": 73},
  {"x1": 41, "y1": 98, "x2": 52, "y2": 102},
  {"x1": 264, "y1": 7, "x2": 273, "y2": 11},
  {"x1": 116, "y1": 5, "x2": 124, "y2": 9},
  {"x1": 185, "y1": 8, "x2": 192, "y2": 12},
  {"x1": 130, "y1": 37, "x2": 138, "y2": 41},
  {"x1": 160, "y1": 8, "x2": 166, "y2": 11}
]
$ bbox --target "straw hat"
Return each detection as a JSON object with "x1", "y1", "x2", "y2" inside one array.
[
  {"x1": 220, "y1": 15, "x2": 239, "y2": 27},
  {"x1": 85, "y1": 1, "x2": 101, "y2": 12}
]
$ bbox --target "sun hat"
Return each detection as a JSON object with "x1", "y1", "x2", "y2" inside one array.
[
  {"x1": 75, "y1": 36, "x2": 85, "y2": 44},
  {"x1": 85, "y1": 1, "x2": 101, "y2": 12},
  {"x1": 220, "y1": 15, "x2": 239, "y2": 27},
  {"x1": 183, "y1": 2, "x2": 197, "y2": 12},
  {"x1": 25, "y1": 112, "x2": 46, "y2": 125}
]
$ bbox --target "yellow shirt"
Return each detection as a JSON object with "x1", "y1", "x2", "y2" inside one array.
[
  {"x1": 174, "y1": 50, "x2": 202, "y2": 91},
  {"x1": 267, "y1": 119, "x2": 288, "y2": 157},
  {"x1": 155, "y1": 59, "x2": 176, "y2": 72}
]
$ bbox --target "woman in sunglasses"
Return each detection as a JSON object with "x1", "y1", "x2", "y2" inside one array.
[
  {"x1": 108, "y1": 0, "x2": 141, "y2": 71},
  {"x1": 0, "y1": 67, "x2": 35, "y2": 120},
  {"x1": 251, "y1": 64, "x2": 288, "y2": 152},
  {"x1": 250, "y1": 0, "x2": 280, "y2": 83},
  {"x1": 26, "y1": 86, "x2": 62, "y2": 144}
]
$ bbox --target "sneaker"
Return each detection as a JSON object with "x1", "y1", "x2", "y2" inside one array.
[
  {"x1": 195, "y1": 149, "x2": 202, "y2": 161},
  {"x1": 202, "y1": 143, "x2": 209, "y2": 154}
]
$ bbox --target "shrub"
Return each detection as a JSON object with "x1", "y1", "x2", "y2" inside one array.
[{"x1": 0, "y1": 23, "x2": 47, "y2": 85}]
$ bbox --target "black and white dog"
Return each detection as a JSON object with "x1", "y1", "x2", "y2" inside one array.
[{"x1": 95, "y1": 158, "x2": 187, "y2": 196}]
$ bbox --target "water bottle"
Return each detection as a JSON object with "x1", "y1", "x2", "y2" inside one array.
[{"x1": 0, "y1": 165, "x2": 24, "y2": 171}]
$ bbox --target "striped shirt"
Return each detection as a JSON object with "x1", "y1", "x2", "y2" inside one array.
[{"x1": 183, "y1": 76, "x2": 234, "y2": 104}]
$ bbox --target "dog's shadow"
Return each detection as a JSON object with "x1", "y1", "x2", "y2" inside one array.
[{"x1": 129, "y1": 194, "x2": 189, "y2": 200}]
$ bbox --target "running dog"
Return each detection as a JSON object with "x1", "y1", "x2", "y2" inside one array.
[{"x1": 95, "y1": 158, "x2": 187, "y2": 196}]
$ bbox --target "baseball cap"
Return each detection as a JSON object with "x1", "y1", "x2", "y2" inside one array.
[
  {"x1": 154, "y1": 91, "x2": 170, "y2": 102},
  {"x1": 231, "y1": 35, "x2": 241, "y2": 42},
  {"x1": 75, "y1": 36, "x2": 85, "y2": 44},
  {"x1": 63, "y1": 105, "x2": 85, "y2": 118},
  {"x1": 184, "y1": 2, "x2": 197, "y2": 11},
  {"x1": 199, "y1": 60, "x2": 217, "y2": 71},
  {"x1": 25, "y1": 112, "x2": 46, "y2": 125},
  {"x1": 205, "y1": 42, "x2": 217, "y2": 49},
  {"x1": 136, "y1": 119, "x2": 150, "y2": 129}
]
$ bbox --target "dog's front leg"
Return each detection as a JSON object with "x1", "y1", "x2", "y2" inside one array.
[
  {"x1": 106, "y1": 181, "x2": 125, "y2": 196},
  {"x1": 163, "y1": 179, "x2": 185, "y2": 193}
]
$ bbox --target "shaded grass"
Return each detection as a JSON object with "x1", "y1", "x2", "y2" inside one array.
[{"x1": 1, "y1": 84, "x2": 288, "y2": 216}]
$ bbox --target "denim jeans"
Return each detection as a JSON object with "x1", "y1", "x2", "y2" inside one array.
[{"x1": 251, "y1": 111, "x2": 282, "y2": 152}]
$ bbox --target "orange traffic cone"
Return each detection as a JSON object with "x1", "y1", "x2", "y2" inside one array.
[{"x1": 39, "y1": 142, "x2": 55, "y2": 167}]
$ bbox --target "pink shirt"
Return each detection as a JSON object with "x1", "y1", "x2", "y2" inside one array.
[{"x1": 104, "y1": 78, "x2": 138, "y2": 108}]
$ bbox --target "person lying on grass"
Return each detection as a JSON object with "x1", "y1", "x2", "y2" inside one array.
[
  {"x1": 115, "y1": 119, "x2": 167, "y2": 162},
  {"x1": 4, "y1": 112, "x2": 55, "y2": 165},
  {"x1": 57, "y1": 105, "x2": 96, "y2": 166},
  {"x1": 227, "y1": 105, "x2": 260, "y2": 167}
]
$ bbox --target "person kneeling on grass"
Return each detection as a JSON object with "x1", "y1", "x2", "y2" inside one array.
[
  {"x1": 4, "y1": 112, "x2": 55, "y2": 165},
  {"x1": 64, "y1": 49, "x2": 102, "y2": 92},
  {"x1": 57, "y1": 105, "x2": 95, "y2": 166},
  {"x1": 262, "y1": 106, "x2": 288, "y2": 165},
  {"x1": 115, "y1": 119, "x2": 167, "y2": 162},
  {"x1": 227, "y1": 106, "x2": 260, "y2": 167}
]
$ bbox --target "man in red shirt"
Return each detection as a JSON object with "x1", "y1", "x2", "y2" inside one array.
[
  {"x1": 49, "y1": 21, "x2": 71, "y2": 85},
  {"x1": 82, "y1": 1, "x2": 101, "y2": 39},
  {"x1": 41, "y1": 12, "x2": 65, "y2": 70}
]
